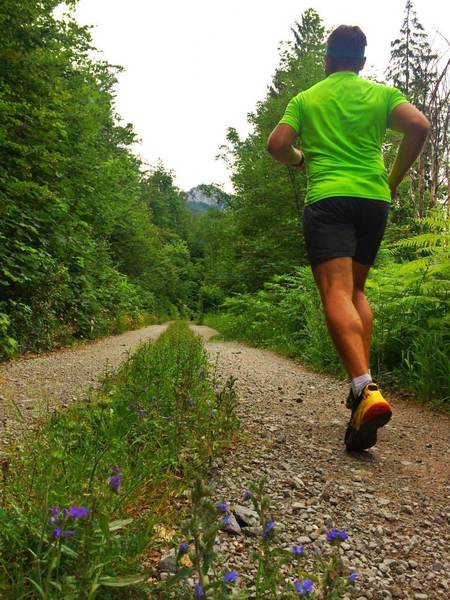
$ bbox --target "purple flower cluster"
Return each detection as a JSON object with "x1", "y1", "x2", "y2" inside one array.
[
  {"x1": 223, "y1": 570, "x2": 238, "y2": 584},
  {"x1": 349, "y1": 570, "x2": 359, "y2": 583},
  {"x1": 49, "y1": 504, "x2": 89, "y2": 540},
  {"x1": 52, "y1": 528, "x2": 74, "y2": 538},
  {"x1": 326, "y1": 528, "x2": 348, "y2": 543},
  {"x1": 64, "y1": 506, "x2": 89, "y2": 519},
  {"x1": 292, "y1": 544, "x2": 305, "y2": 555},
  {"x1": 293, "y1": 578, "x2": 314, "y2": 595},
  {"x1": 178, "y1": 542, "x2": 189, "y2": 555},
  {"x1": 243, "y1": 489, "x2": 252, "y2": 500},
  {"x1": 263, "y1": 520, "x2": 274, "y2": 540},
  {"x1": 216, "y1": 501, "x2": 229, "y2": 513},
  {"x1": 107, "y1": 465, "x2": 121, "y2": 493},
  {"x1": 194, "y1": 582, "x2": 205, "y2": 598}
]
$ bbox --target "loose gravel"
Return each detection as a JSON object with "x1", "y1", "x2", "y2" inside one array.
[
  {"x1": 1, "y1": 323, "x2": 449, "y2": 599},
  {"x1": 0, "y1": 323, "x2": 170, "y2": 446}
]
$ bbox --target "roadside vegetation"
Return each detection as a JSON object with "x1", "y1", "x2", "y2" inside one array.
[{"x1": 0, "y1": 322, "x2": 239, "y2": 598}]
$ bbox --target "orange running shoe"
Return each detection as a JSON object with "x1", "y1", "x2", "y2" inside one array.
[{"x1": 345, "y1": 382, "x2": 392, "y2": 451}]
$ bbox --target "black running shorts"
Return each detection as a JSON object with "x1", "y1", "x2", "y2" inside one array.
[{"x1": 303, "y1": 196, "x2": 389, "y2": 268}]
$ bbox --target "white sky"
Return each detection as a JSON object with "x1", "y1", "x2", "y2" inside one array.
[{"x1": 73, "y1": 0, "x2": 449, "y2": 192}]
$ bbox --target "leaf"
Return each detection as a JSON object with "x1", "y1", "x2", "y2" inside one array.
[
  {"x1": 98, "y1": 574, "x2": 145, "y2": 587},
  {"x1": 25, "y1": 578, "x2": 45, "y2": 599},
  {"x1": 60, "y1": 543, "x2": 78, "y2": 558},
  {"x1": 108, "y1": 518, "x2": 133, "y2": 532}
]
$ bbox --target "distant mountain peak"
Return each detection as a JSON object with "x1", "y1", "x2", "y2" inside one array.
[{"x1": 186, "y1": 184, "x2": 231, "y2": 212}]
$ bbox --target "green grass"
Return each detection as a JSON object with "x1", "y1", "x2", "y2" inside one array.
[{"x1": 0, "y1": 321, "x2": 239, "y2": 599}]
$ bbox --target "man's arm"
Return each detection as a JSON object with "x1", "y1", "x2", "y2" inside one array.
[
  {"x1": 267, "y1": 124, "x2": 305, "y2": 169},
  {"x1": 387, "y1": 103, "x2": 430, "y2": 198}
]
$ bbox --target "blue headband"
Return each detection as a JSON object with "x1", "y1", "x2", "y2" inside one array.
[{"x1": 326, "y1": 46, "x2": 365, "y2": 60}]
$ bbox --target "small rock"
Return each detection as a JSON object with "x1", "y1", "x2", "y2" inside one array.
[
  {"x1": 223, "y1": 513, "x2": 242, "y2": 535},
  {"x1": 243, "y1": 526, "x2": 262, "y2": 538},
  {"x1": 233, "y1": 504, "x2": 259, "y2": 527},
  {"x1": 158, "y1": 549, "x2": 177, "y2": 573}
]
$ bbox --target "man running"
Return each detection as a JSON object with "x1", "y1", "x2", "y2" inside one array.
[{"x1": 267, "y1": 25, "x2": 430, "y2": 451}]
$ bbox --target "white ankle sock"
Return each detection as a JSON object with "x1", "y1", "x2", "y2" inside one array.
[{"x1": 351, "y1": 373, "x2": 372, "y2": 398}]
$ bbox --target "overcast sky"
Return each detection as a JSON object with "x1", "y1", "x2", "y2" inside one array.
[{"x1": 73, "y1": 0, "x2": 449, "y2": 192}]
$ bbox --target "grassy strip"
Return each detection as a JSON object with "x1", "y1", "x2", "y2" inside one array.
[{"x1": 0, "y1": 322, "x2": 238, "y2": 599}]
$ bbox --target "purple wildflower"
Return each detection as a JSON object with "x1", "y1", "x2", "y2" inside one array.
[
  {"x1": 216, "y1": 501, "x2": 229, "y2": 513},
  {"x1": 63, "y1": 530, "x2": 75, "y2": 538},
  {"x1": 50, "y1": 506, "x2": 60, "y2": 518},
  {"x1": 263, "y1": 520, "x2": 274, "y2": 539},
  {"x1": 223, "y1": 570, "x2": 238, "y2": 584},
  {"x1": 348, "y1": 571, "x2": 359, "y2": 583},
  {"x1": 65, "y1": 506, "x2": 89, "y2": 519},
  {"x1": 326, "y1": 528, "x2": 348, "y2": 543},
  {"x1": 178, "y1": 542, "x2": 189, "y2": 555},
  {"x1": 137, "y1": 409, "x2": 145, "y2": 417},
  {"x1": 194, "y1": 582, "x2": 206, "y2": 598},
  {"x1": 243, "y1": 489, "x2": 252, "y2": 500},
  {"x1": 223, "y1": 515, "x2": 231, "y2": 526},
  {"x1": 292, "y1": 544, "x2": 305, "y2": 555},
  {"x1": 293, "y1": 578, "x2": 314, "y2": 595},
  {"x1": 52, "y1": 528, "x2": 62, "y2": 538},
  {"x1": 107, "y1": 473, "x2": 121, "y2": 493}
]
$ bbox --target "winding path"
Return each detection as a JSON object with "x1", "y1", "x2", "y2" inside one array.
[{"x1": 0, "y1": 323, "x2": 449, "y2": 599}]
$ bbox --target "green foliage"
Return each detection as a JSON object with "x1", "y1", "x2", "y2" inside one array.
[
  {"x1": 0, "y1": 322, "x2": 239, "y2": 598},
  {"x1": 368, "y1": 209, "x2": 450, "y2": 401},
  {"x1": 206, "y1": 268, "x2": 343, "y2": 377},
  {"x1": 197, "y1": 9, "x2": 327, "y2": 293},
  {"x1": 0, "y1": 2, "x2": 195, "y2": 357}
]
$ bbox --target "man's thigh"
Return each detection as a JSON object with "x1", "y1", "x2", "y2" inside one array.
[{"x1": 303, "y1": 197, "x2": 357, "y2": 268}]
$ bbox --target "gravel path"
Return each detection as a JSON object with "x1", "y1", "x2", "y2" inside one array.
[
  {"x1": 1, "y1": 323, "x2": 449, "y2": 599},
  {"x1": 193, "y1": 326, "x2": 450, "y2": 600},
  {"x1": 0, "y1": 323, "x2": 170, "y2": 445}
]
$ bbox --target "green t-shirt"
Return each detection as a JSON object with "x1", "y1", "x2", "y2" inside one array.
[{"x1": 279, "y1": 72, "x2": 408, "y2": 205}]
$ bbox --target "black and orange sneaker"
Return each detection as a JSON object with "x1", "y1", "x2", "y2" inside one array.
[{"x1": 345, "y1": 382, "x2": 392, "y2": 451}]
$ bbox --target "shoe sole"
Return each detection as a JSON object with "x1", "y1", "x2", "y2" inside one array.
[{"x1": 345, "y1": 407, "x2": 392, "y2": 452}]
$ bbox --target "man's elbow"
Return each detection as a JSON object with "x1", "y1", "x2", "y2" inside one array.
[{"x1": 267, "y1": 136, "x2": 283, "y2": 157}]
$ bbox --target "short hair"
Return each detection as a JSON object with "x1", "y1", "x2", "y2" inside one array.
[{"x1": 326, "y1": 25, "x2": 367, "y2": 69}]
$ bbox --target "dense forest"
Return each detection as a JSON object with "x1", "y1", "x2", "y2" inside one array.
[{"x1": 0, "y1": 1, "x2": 448, "y2": 400}]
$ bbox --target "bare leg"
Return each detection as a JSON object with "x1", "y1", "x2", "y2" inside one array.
[
  {"x1": 312, "y1": 257, "x2": 368, "y2": 379},
  {"x1": 352, "y1": 261, "x2": 372, "y2": 368}
]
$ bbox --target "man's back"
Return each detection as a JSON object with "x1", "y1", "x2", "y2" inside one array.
[{"x1": 279, "y1": 73, "x2": 407, "y2": 204}]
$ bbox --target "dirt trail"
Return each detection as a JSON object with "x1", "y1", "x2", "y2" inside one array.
[
  {"x1": 0, "y1": 323, "x2": 170, "y2": 445},
  {"x1": 0, "y1": 324, "x2": 449, "y2": 599},
  {"x1": 195, "y1": 325, "x2": 450, "y2": 600}
]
